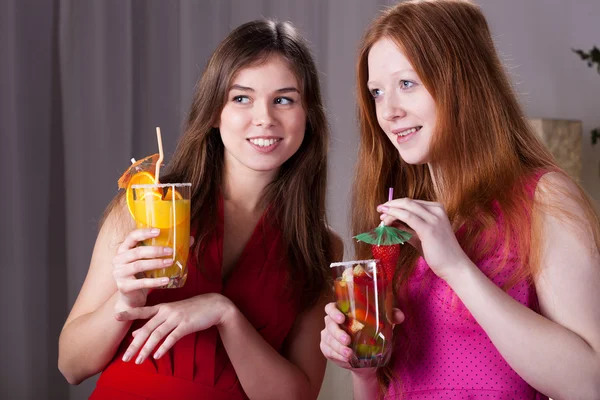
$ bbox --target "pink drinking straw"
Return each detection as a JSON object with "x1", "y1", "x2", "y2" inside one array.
[{"x1": 388, "y1": 187, "x2": 394, "y2": 202}]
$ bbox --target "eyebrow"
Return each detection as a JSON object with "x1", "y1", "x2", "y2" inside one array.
[
  {"x1": 230, "y1": 84, "x2": 300, "y2": 94},
  {"x1": 367, "y1": 68, "x2": 417, "y2": 86}
]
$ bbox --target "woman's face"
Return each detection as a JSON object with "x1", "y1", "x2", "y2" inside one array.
[
  {"x1": 367, "y1": 37, "x2": 437, "y2": 165},
  {"x1": 217, "y1": 54, "x2": 306, "y2": 175}
]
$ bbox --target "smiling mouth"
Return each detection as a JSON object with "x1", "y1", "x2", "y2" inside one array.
[
  {"x1": 394, "y1": 126, "x2": 422, "y2": 137},
  {"x1": 246, "y1": 138, "x2": 282, "y2": 147}
]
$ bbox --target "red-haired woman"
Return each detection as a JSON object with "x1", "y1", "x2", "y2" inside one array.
[{"x1": 320, "y1": 1, "x2": 600, "y2": 399}]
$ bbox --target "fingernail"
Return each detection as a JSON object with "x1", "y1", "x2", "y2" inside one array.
[
  {"x1": 380, "y1": 213, "x2": 388, "y2": 219},
  {"x1": 344, "y1": 348, "x2": 352, "y2": 357},
  {"x1": 341, "y1": 334, "x2": 349, "y2": 343},
  {"x1": 377, "y1": 205, "x2": 389, "y2": 212},
  {"x1": 122, "y1": 352, "x2": 132, "y2": 362},
  {"x1": 163, "y1": 258, "x2": 173, "y2": 265},
  {"x1": 151, "y1": 228, "x2": 160, "y2": 234},
  {"x1": 163, "y1": 247, "x2": 173, "y2": 255},
  {"x1": 161, "y1": 278, "x2": 170, "y2": 284},
  {"x1": 336, "y1": 314, "x2": 344, "y2": 323},
  {"x1": 153, "y1": 351, "x2": 162, "y2": 359},
  {"x1": 135, "y1": 355, "x2": 143, "y2": 364}
]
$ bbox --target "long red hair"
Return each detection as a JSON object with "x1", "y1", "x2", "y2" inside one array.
[{"x1": 352, "y1": 0, "x2": 600, "y2": 395}]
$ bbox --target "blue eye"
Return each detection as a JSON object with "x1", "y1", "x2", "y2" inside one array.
[
  {"x1": 233, "y1": 95, "x2": 250, "y2": 104},
  {"x1": 275, "y1": 97, "x2": 294, "y2": 105},
  {"x1": 400, "y1": 80, "x2": 415, "y2": 90},
  {"x1": 370, "y1": 88, "x2": 382, "y2": 98}
]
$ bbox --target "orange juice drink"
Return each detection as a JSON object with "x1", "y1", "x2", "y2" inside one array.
[
  {"x1": 330, "y1": 259, "x2": 394, "y2": 368},
  {"x1": 130, "y1": 182, "x2": 191, "y2": 288}
]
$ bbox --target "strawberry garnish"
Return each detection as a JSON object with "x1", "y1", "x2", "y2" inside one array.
[{"x1": 371, "y1": 244, "x2": 400, "y2": 281}]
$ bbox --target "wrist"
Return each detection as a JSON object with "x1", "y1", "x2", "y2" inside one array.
[
  {"x1": 113, "y1": 292, "x2": 143, "y2": 314},
  {"x1": 351, "y1": 367, "x2": 378, "y2": 381},
  {"x1": 114, "y1": 297, "x2": 133, "y2": 314},
  {"x1": 216, "y1": 294, "x2": 238, "y2": 327}
]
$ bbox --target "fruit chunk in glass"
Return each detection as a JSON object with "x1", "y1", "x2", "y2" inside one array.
[
  {"x1": 331, "y1": 259, "x2": 393, "y2": 368},
  {"x1": 130, "y1": 183, "x2": 191, "y2": 288}
]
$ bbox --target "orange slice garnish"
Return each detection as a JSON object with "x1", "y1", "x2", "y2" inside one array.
[
  {"x1": 125, "y1": 171, "x2": 156, "y2": 219},
  {"x1": 164, "y1": 187, "x2": 183, "y2": 200}
]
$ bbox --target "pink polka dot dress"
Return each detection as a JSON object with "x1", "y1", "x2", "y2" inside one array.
[{"x1": 385, "y1": 174, "x2": 549, "y2": 399}]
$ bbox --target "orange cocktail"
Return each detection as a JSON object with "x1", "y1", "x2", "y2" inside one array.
[
  {"x1": 331, "y1": 259, "x2": 394, "y2": 368},
  {"x1": 130, "y1": 182, "x2": 191, "y2": 288}
]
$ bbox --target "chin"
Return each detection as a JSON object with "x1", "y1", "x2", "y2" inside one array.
[
  {"x1": 397, "y1": 152, "x2": 428, "y2": 166},
  {"x1": 247, "y1": 162, "x2": 284, "y2": 173}
]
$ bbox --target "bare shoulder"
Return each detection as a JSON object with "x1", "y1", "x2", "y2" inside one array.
[
  {"x1": 535, "y1": 171, "x2": 587, "y2": 209},
  {"x1": 534, "y1": 171, "x2": 597, "y2": 234}
]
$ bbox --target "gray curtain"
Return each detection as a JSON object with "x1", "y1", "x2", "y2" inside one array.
[{"x1": 0, "y1": 0, "x2": 394, "y2": 399}]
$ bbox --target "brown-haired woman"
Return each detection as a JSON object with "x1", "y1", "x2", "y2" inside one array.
[
  {"x1": 58, "y1": 19, "x2": 342, "y2": 400},
  {"x1": 320, "y1": 1, "x2": 600, "y2": 399}
]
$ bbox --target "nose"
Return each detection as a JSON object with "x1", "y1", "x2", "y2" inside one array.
[
  {"x1": 252, "y1": 101, "x2": 276, "y2": 128},
  {"x1": 381, "y1": 91, "x2": 406, "y2": 122}
]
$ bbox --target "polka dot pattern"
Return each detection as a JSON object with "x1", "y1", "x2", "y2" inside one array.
[{"x1": 384, "y1": 175, "x2": 550, "y2": 400}]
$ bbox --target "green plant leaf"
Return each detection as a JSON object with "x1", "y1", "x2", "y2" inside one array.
[{"x1": 572, "y1": 46, "x2": 600, "y2": 74}]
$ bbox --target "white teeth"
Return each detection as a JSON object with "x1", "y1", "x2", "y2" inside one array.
[
  {"x1": 250, "y1": 138, "x2": 279, "y2": 147},
  {"x1": 397, "y1": 127, "x2": 419, "y2": 137}
]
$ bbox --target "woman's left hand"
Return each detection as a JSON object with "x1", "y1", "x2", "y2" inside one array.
[
  {"x1": 115, "y1": 293, "x2": 234, "y2": 364},
  {"x1": 378, "y1": 198, "x2": 471, "y2": 281}
]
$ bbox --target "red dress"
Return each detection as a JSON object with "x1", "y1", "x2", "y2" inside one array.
[{"x1": 91, "y1": 199, "x2": 300, "y2": 399}]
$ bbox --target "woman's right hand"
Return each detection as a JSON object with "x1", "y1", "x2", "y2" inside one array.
[
  {"x1": 320, "y1": 302, "x2": 354, "y2": 368},
  {"x1": 320, "y1": 302, "x2": 405, "y2": 369},
  {"x1": 112, "y1": 228, "x2": 174, "y2": 312}
]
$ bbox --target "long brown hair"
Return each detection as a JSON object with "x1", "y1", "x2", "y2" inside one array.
[
  {"x1": 352, "y1": 0, "x2": 600, "y2": 395},
  {"x1": 105, "y1": 20, "x2": 333, "y2": 309}
]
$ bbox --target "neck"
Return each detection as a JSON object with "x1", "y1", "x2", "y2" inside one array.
[{"x1": 222, "y1": 157, "x2": 278, "y2": 212}]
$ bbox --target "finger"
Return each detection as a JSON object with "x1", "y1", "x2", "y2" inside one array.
[
  {"x1": 114, "y1": 245, "x2": 173, "y2": 266},
  {"x1": 411, "y1": 199, "x2": 443, "y2": 207},
  {"x1": 121, "y1": 314, "x2": 165, "y2": 362},
  {"x1": 380, "y1": 206, "x2": 428, "y2": 233},
  {"x1": 320, "y1": 333, "x2": 351, "y2": 364},
  {"x1": 320, "y1": 341, "x2": 351, "y2": 364},
  {"x1": 323, "y1": 319, "x2": 352, "y2": 356},
  {"x1": 114, "y1": 258, "x2": 174, "y2": 279},
  {"x1": 325, "y1": 315, "x2": 351, "y2": 346},
  {"x1": 115, "y1": 305, "x2": 159, "y2": 322},
  {"x1": 115, "y1": 277, "x2": 170, "y2": 293},
  {"x1": 189, "y1": 236, "x2": 195, "y2": 247},
  {"x1": 136, "y1": 321, "x2": 176, "y2": 364},
  {"x1": 118, "y1": 228, "x2": 160, "y2": 253},
  {"x1": 391, "y1": 308, "x2": 405, "y2": 325},
  {"x1": 324, "y1": 302, "x2": 346, "y2": 324},
  {"x1": 153, "y1": 327, "x2": 185, "y2": 359},
  {"x1": 380, "y1": 198, "x2": 436, "y2": 224}
]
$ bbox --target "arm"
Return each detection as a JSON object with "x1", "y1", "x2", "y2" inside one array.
[
  {"x1": 219, "y1": 294, "x2": 329, "y2": 399},
  {"x1": 379, "y1": 172, "x2": 600, "y2": 400},
  {"x1": 117, "y1": 230, "x2": 345, "y2": 399},
  {"x1": 220, "y1": 230, "x2": 345, "y2": 399},
  {"x1": 444, "y1": 173, "x2": 600, "y2": 400},
  {"x1": 58, "y1": 202, "x2": 173, "y2": 384}
]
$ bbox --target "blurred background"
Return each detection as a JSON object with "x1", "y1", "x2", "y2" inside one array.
[{"x1": 1, "y1": 0, "x2": 598, "y2": 399}]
